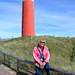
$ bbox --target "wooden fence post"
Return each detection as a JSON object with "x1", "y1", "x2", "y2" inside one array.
[
  {"x1": 0, "y1": 50, "x2": 75, "y2": 75},
  {"x1": 4, "y1": 54, "x2": 5, "y2": 64},
  {"x1": 16, "y1": 59, "x2": 19, "y2": 75}
]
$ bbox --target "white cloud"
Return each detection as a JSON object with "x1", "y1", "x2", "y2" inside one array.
[
  {"x1": 0, "y1": 1, "x2": 22, "y2": 12},
  {"x1": 0, "y1": 0, "x2": 75, "y2": 38},
  {"x1": 0, "y1": 31, "x2": 21, "y2": 39},
  {"x1": 35, "y1": 8, "x2": 75, "y2": 24},
  {"x1": 0, "y1": 1, "x2": 22, "y2": 38},
  {"x1": 35, "y1": 7, "x2": 75, "y2": 37}
]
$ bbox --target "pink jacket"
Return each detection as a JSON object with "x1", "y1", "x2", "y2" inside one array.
[{"x1": 33, "y1": 46, "x2": 50, "y2": 64}]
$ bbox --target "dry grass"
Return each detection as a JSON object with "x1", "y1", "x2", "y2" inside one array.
[{"x1": 0, "y1": 36, "x2": 75, "y2": 74}]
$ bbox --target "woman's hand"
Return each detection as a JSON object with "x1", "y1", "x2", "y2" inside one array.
[
  {"x1": 40, "y1": 62, "x2": 43, "y2": 67},
  {"x1": 40, "y1": 62, "x2": 46, "y2": 67},
  {"x1": 42, "y1": 62, "x2": 46, "y2": 67}
]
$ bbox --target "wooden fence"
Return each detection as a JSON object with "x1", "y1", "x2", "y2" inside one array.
[{"x1": 0, "y1": 50, "x2": 75, "y2": 75}]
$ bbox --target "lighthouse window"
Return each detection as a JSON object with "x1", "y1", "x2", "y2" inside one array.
[
  {"x1": 31, "y1": 21, "x2": 33, "y2": 23},
  {"x1": 31, "y1": 7, "x2": 32, "y2": 10}
]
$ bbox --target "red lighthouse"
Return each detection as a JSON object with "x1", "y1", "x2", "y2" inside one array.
[{"x1": 22, "y1": 0, "x2": 35, "y2": 37}]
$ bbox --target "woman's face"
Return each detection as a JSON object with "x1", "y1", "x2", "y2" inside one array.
[{"x1": 39, "y1": 42, "x2": 45, "y2": 47}]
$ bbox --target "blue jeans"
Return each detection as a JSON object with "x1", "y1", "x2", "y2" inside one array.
[{"x1": 35, "y1": 63, "x2": 50, "y2": 75}]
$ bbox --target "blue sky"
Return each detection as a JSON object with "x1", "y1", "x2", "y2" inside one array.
[{"x1": 0, "y1": 0, "x2": 75, "y2": 39}]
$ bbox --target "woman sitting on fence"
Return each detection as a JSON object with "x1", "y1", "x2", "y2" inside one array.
[{"x1": 33, "y1": 39, "x2": 50, "y2": 75}]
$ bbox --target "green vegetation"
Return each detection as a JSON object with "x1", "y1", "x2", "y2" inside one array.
[{"x1": 0, "y1": 36, "x2": 75, "y2": 74}]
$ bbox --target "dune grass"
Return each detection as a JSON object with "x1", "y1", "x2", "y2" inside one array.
[{"x1": 0, "y1": 36, "x2": 75, "y2": 74}]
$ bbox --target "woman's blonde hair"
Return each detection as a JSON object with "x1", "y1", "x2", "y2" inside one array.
[{"x1": 37, "y1": 39, "x2": 46, "y2": 47}]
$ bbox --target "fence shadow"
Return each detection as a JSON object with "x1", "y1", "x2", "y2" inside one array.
[
  {"x1": 0, "y1": 50, "x2": 75, "y2": 75},
  {"x1": 3, "y1": 63, "x2": 30, "y2": 75},
  {"x1": 17, "y1": 71, "x2": 30, "y2": 75}
]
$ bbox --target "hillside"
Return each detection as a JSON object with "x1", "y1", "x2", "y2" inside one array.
[{"x1": 0, "y1": 36, "x2": 75, "y2": 74}]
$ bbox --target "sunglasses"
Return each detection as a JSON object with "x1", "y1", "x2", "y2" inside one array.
[{"x1": 40, "y1": 42, "x2": 45, "y2": 43}]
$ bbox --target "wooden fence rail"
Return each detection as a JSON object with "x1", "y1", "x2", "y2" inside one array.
[{"x1": 0, "y1": 50, "x2": 75, "y2": 75}]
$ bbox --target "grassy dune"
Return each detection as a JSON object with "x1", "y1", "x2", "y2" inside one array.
[{"x1": 0, "y1": 36, "x2": 75, "y2": 74}]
